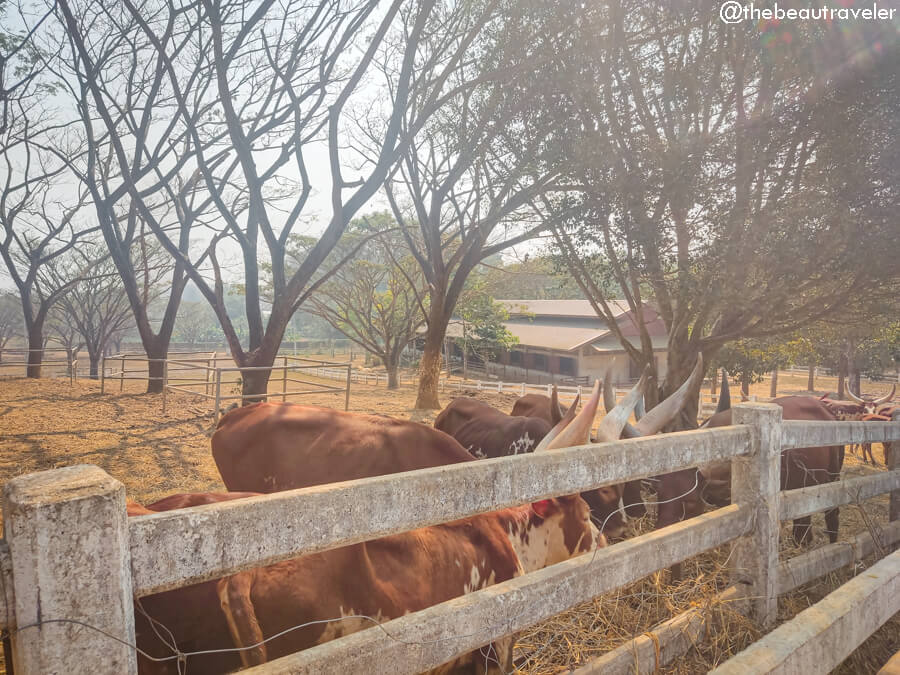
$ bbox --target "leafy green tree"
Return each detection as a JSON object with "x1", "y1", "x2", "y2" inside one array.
[
  {"x1": 713, "y1": 337, "x2": 805, "y2": 398},
  {"x1": 305, "y1": 214, "x2": 427, "y2": 389},
  {"x1": 453, "y1": 278, "x2": 518, "y2": 377}
]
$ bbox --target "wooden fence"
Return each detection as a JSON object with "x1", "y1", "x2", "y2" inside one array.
[{"x1": 0, "y1": 404, "x2": 898, "y2": 673}]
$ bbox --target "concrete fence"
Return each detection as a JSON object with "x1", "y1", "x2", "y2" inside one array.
[{"x1": 0, "y1": 405, "x2": 899, "y2": 673}]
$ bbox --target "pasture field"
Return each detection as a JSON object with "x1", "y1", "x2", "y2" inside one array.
[{"x1": 0, "y1": 376, "x2": 897, "y2": 673}]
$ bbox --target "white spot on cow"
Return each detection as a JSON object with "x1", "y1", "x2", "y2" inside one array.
[
  {"x1": 463, "y1": 562, "x2": 496, "y2": 594},
  {"x1": 468, "y1": 444, "x2": 487, "y2": 459},
  {"x1": 316, "y1": 606, "x2": 388, "y2": 644},
  {"x1": 618, "y1": 495, "x2": 628, "y2": 523},
  {"x1": 509, "y1": 432, "x2": 535, "y2": 455}
]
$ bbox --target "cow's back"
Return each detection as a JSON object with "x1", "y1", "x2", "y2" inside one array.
[{"x1": 212, "y1": 402, "x2": 475, "y2": 493}]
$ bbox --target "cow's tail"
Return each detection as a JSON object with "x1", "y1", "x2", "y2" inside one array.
[{"x1": 217, "y1": 575, "x2": 266, "y2": 667}]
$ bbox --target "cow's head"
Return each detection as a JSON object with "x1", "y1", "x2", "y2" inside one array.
[
  {"x1": 527, "y1": 494, "x2": 604, "y2": 569},
  {"x1": 845, "y1": 384, "x2": 896, "y2": 414}
]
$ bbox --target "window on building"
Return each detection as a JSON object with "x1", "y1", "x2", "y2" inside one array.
[
  {"x1": 510, "y1": 350, "x2": 523, "y2": 366},
  {"x1": 559, "y1": 356, "x2": 575, "y2": 376},
  {"x1": 532, "y1": 353, "x2": 547, "y2": 370}
]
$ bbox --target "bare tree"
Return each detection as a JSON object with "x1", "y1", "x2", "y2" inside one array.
[
  {"x1": 546, "y1": 1, "x2": 900, "y2": 424},
  {"x1": 32, "y1": 0, "x2": 227, "y2": 392},
  {"x1": 53, "y1": 0, "x2": 502, "y2": 401},
  {"x1": 372, "y1": 3, "x2": 566, "y2": 408},
  {"x1": 0, "y1": 140, "x2": 95, "y2": 376},
  {"x1": 0, "y1": 289, "x2": 21, "y2": 361},
  {"x1": 306, "y1": 215, "x2": 427, "y2": 389},
  {"x1": 47, "y1": 241, "x2": 138, "y2": 378}
]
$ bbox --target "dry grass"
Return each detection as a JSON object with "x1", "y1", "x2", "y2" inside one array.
[{"x1": 0, "y1": 375, "x2": 898, "y2": 673}]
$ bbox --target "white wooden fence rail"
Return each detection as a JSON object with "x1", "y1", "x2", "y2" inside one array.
[{"x1": 0, "y1": 404, "x2": 898, "y2": 674}]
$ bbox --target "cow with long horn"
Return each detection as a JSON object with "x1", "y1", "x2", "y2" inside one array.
[
  {"x1": 600, "y1": 357, "x2": 706, "y2": 521},
  {"x1": 511, "y1": 385, "x2": 565, "y2": 426}
]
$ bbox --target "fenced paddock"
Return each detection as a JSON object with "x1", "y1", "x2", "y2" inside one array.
[
  {"x1": 99, "y1": 352, "x2": 352, "y2": 419},
  {"x1": 0, "y1": 404, "x2": 898, "y2": 673},
  {"x1": 0, "y1": 348, "x2": 77, "y2": 383}
]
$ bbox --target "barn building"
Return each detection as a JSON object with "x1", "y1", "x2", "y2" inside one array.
[{"x1": 444, "y1": 299, "x2": 670, "y2": 385}]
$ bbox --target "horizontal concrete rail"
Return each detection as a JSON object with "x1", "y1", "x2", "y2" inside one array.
[
  {"x1": 711, "y1": 548, "x2": 900, "y2": 675},
  {"x1": 129, "y1": 426, "x2": 750, "y2": 595},
  {"x1": 780, "y1": 470, "x2": 900, "y2": 521},
  {"x1": 244, "y1": 505, "x2": 750, "y2": 675},
  {"x1": 572, "y1": 585, "x2": 746, "y2": 675},
  {"x1": 781, "y1": 420, "x2": 900, "y2": 449},
  {"x1": 777, "y1": 520, "x2": 900, "y2": 595},
  {"x1": 569, "y1": 521, "x2": 900, "y2": 675}
]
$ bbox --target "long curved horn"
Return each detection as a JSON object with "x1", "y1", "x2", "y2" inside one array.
[
  {"x1": 635, "y1": 395, "x2": 645, "y2": 421},
  {"x1": 550, "y1": 385, "x2": 563, "y2": 426},
  {"x1": 845, "y1": 388, "x2": 866, "y2": 405},
  {"x1": 716, "y1": 369, "x2": 731, "y2": 413},
  {"x1": 634, "y1": 353, "x2": 704, "y2": 436},
  {"x1": 534, "y1": 393, "x2": 581, "y2": 452},
  {"x1": 602, "y1": 364, "x2": 642, "y2": 439},
  {"x1": 873, "y1": 384, "x2": 897, "y2": 406},
  {"x1": 541, "y1": 383, "x2": 599, "y2": 450},
  {"x1": 596, "y1": 368, "x2": 648, "y2": 442}
]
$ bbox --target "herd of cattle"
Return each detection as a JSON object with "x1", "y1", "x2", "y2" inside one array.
[{"x1": 126, "y1": 361, "x2": 898, "y2": 674}]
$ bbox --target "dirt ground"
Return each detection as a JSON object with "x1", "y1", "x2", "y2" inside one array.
[{"x1": 0, "y1": 373, "x2": 897, "y2": 673}]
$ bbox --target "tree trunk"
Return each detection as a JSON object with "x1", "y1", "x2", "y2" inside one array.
[
  {"x1": 240, "y1": 368, "x2": 272, "y2": 404},
  {"x1": 384, "y1": 356, "x2": 400, "y2": 390},
  {"x1": 741, "y1": 371, "x2": 750, "y2": 399},
  {"x1": 416, "y1": 333, "x2": 444, "y2": 409},
  {"x1": 769, "y1": 369, "x2": 778, "y2": 399},
  {"x1": 88, "y1": 349, "x2": 100, "y2": 379},
  {"x1": 26, "y1": 318, "x2": 44, "y2": 379},
  {"x1": 238, "y1": 342, "x2": 279, "y2": 404},
  {"x1": 710, "y1": 368, "x2": 718, "y2": 397},
  {"x1": 837, "y1": 353, "x2": 848, "y2": 399},
  {"x1": 807, "y1": 364, "x2": 815, "y2": 391},
  {"x1": 849, "y1": 367, "x2": 861, "y2": 398},
  {"x1": 146, "y1": 340, "x2": 168, "y2": 394},
  {"x1": 657, "y1": 344, "x2": 703, "y2": 430}
]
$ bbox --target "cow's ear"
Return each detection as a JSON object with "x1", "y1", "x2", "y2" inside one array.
[{"x1": 531, "y1": 499, "x2": 556, "y2": 519}]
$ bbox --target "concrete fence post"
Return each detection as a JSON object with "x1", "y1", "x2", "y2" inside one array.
[
  {"x1": 3, "y1": 465, "x2": 137, "y2": 674},
  {"x1": 730, "y1": 402, "x2": 783, "y2": 629},
  {"x1": 890, "y1": 410, "x2": 900, "y2": 523}
]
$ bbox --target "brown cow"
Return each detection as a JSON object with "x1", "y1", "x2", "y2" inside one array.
[
  {"x1": 129, "y1": 491, "x2": 600, "y2": 674},
  {"x1": 434, "y1": 393, "x2": 628, "y2": 538},
  {"x1": 212, "y1": 406, "x2": 475, "y2": 494},
  {"x1": 510, "y1": 387, "x2": 564, "y2": 426},
  {"x1": 680, "y1": 396, "x2": 845, "y2": 545},
  {"x1": 435, "y1": 396, "x2": 560, "y2": 458},
  {"x1": 212, "y1": 377, "x2": 645, "y2": 542}
]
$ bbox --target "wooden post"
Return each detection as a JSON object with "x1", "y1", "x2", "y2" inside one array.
[
  {"x1": 3, "y1": 466, "x2": 137, "y2": 674},
  {"x1": 100, "y1": 356, "x2": 105, "y2": 394},
  {"x1": 345, "y1": 364, "x2": 351, "y2": 411},
  {"x1": 282, "y1": 356, "x2": 288, "y2": 402},
  {"x1": 214, "y1": 369, "x2": 222, "y2": 424},
  {"x1": 730, "y1": 402, "x2": 782, "y2": 628},
  {"x1": 890, "y1": 410, "x2": 900, "y2": 523},
  {"x1": 119, "y1": 355, "x2": 125, "y2": 391}
]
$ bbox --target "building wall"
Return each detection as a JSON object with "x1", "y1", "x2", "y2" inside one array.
[{"x1": 576, "y1": 350, "x2": 669, "y2": 384}]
